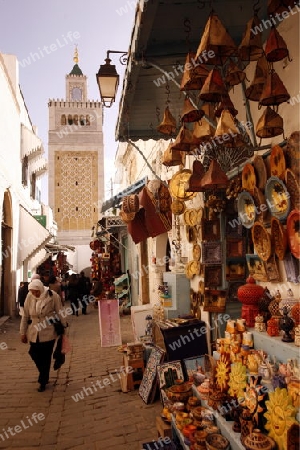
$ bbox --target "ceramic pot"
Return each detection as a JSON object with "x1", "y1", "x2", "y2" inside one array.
[
  {"x1": 267, "y1": 317, "x2": 280, "y2": 336},
  {"x1": 205, "y1": 433, "x2": 230, "y2": 450},
  {"x1": 279, "y1": 289, "x2": 298, "y2": 316},
  {"x1": 268, "y1": 290, "x2": 282, "y2": 318},
  {"x1": 243, "y1": 429, "x2": 276, "y2": 450},
  {"x1": 238, "y1": 277, "x2": 264, "y2": 327},
  {"x1": 238, "y1": 277, "x2": 264, "y2": 305}
]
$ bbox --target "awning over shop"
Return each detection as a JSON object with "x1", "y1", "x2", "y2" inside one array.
[
  {"x1": 101, "y1": 177, "x2": 147, "y2": 213},
  {"x1": 21, "y1": 124, "x2": 43, "y2": 158},
  {"x1": 18, "y1": 206, "x2": 52, "y2": 267},
  {"x1": 115, "y1": 0, "x2": 268, "y2": 142},
  {"x1": 28, "y1": 248, "x2": 50, "y2": 272}
]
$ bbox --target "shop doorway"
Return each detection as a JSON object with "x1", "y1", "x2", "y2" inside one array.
[{"x1": 1, "y1": 191, "x2": 12, "y2": 316}]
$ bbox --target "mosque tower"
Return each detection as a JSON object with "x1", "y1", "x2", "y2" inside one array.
[{"x1": 48, "y1": 49, "x2": 104, "y2": 271}]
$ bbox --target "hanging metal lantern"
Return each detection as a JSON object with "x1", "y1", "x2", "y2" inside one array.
[
  {"x1": 265, "y1": 27, "x2": 290, "y2": 62},
  {"x1": 259, "y1": 69, "x2": 290, "y2": 108},
  {"x1": 195, "y1": 12, "x2": 238, "y2": 66},
  {"x1": 225, "y1": 60, "x2": 246, "y2": 86},
  {"x1": 185, "y1": 160, "x2": 205, "y2": 192},
  {"x1": 256, "y1": 107, "x2": 284, "y2": 139},
  {"x1": 181, "y1": 97, "x2": 204, "y2": 123},
  {"x1": 157, "y1": 106, "x2": 177, "y2": 135},
  {"x1": 214, "y1": 110, "x2": 246, "y2": 147},
  {"x1": 171, "y1": 125, "x2": 194, "y2": 152},
  {"x1": 199, "y1": 68, "x2": 228, "y2": 103},
  {"x1": 214, "y1": 94, "x2": 238, "y2": 118},
  {"x1": 239, "y1": 15, "x2": 264, "y2": 61},
  {"x1": 245, "y1": 56, "x2": 269, "y2": 102},
  {"x1": 198, "y1": 159, "x2": 229, "y2": 191},
  {"x1": 180, "y1": 52, "x2": 210, "y2": 91}
]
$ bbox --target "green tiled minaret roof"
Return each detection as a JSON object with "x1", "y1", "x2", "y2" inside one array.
[
  {"x1": 70, "y1": 64, "x2": 83, "y2": 75},
  {"x1": 69, "y1": 47, "x2": 82, "y2": 75}
]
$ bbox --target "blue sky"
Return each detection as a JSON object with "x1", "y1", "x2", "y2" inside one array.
[{"x1": 0, "y1": 0, "x2": 136, "y2": 201}]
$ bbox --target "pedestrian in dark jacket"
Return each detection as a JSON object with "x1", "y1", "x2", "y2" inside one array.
[
  {"x1": 68, "y1": 274, "x2": 80, "y2": 316},
  {"x1": 17, "y1": 281, "x2": 29, "y2": 316},
  {"x1": 77, "y1": 271, "x2": 91, "y2": 315}
]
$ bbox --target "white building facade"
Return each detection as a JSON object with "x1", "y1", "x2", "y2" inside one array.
[{"x1": 0, "y1": 53, "x2": 53, "y2": 317}]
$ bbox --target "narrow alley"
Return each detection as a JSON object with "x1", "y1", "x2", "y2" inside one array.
[{"x1": 0, "y1": 304, "x2": 161, "y2": 450}]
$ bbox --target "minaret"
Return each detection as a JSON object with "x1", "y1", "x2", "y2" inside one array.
[{"x1": 48, "y1": 49, "x2": 104, "y2": 271}]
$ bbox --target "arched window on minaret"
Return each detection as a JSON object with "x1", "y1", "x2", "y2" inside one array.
[
  {"x1": 86, "y1": 115, "x2": 90, "y2": 126},
  {"x1": 80, "y1": 115, "x2": 85, "y2": 126},
  {"x1": 68, "y1": 114, "x2": 73, "y2": 125},
  {"x1": 61, "y1": 114, "x2": 66, "y2": 125},
  {"x1": 74, "y1": 114, "x2": 78, "y2": 125}
]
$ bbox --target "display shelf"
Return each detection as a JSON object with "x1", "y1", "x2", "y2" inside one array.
[
  {"x1": 171, "y1": 416, "x2": 190, "y2": 450},
  {"x1": 250, "y1": 328, "x2": 300, "y2": 361},
  {"x1": 191, "y1": 386, "x2": 244, "y2": 450}
]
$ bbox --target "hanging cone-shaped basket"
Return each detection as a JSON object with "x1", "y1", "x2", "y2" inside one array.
[
  {"x1": 267, "y1": 0, "x2": 295, "y2": 16},
  {"x1": 196, "y1": 12, "x2": 238, "y2": 66},
  {"x1": 162, "y1": 143, "x2": 186, "y2": 167},
  {"x1": 191, "y1": 103, "x2": 215, "y2": 146},
  {"x1": 239, "y1": 15, "x2": 264, "y2": 61},
  {"x1": 256, "y1": 106, "x2": 284, "y2": 139},
  {"x1": 185, "y1": 160, "x2": 205, "y2": 192},
  {"x1": 181, "y1": 97, "x2": 204, "y2": 123},
  {"x1": 199, "y1": 68, "x2": 228, "y2": 103},
  {"x1": 259, "y1": 70, "x2": 290, "y2": 107},
  {"x1": 245, "y1": 56, "x2": 269, "y2": 102},
  {"x1": 214, "y1": 110, "x2": 246, "y2": 147},
  {"x1": 157, "y1": 106, "x2": 177, "y2": 135},
  {"x1": 180, "y1": 52, "x2": 210, "y2": 91},
  {"x1": 171, "y1": 125, "x2": 193, "y2": 152},
  {"x1": 265, "y1": 27, "x2": 290, "y2": 62},
  {"x1": 214, "y1": 94, "x2": 238, "y2": 118},
  {"x1": 225, "y1": 60, "x2": 246, "y2": 86},
  {"x1": 199, "y1": 159, "x2": 229, "y2": 191}
]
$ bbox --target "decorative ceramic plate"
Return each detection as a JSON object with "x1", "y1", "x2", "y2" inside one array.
[
  {"x1": 186, "y1": 208, "x2": 199, "y2": 226},
  {"x1": 270, "y1": 145, "x2": 286, "y2": 180},
  {"x1": 169, "y1": 169, "x2": 196, "y2": 201},
  {"x1": 265, "y1": 176, "x2": 290, "y2": 221},
  {"x1": 287, "y1": 209, "x2": 300, "y2": 259},
  {"x1": 253, "y1": 155, "x2": 267, "y2": 190},
  {"x1": 271, "y1": 216, "x2": 287, "y2": 260},
  {"x1": 237, "y1": 191, "x2": 256, "y2": 228},
  {"x1": 185, "y1": 261, "x2": 200, "y2": 279},
  {"x1": 193, "y1": 244, "x2": 201, "y2": 261},
  {"x1": 285, "y1": 168, "x2": 300, "y2": 210},
  {"x1": 171, "y1": 199, "x2": 186, "y2": 215},
  {"x1": 251, "y1": 222, "x2": 272, "y2": 261},
  {"x1": 252, "y1": 186, "x2": 268, "y2": 222},
  {"x1": 242, "y1": 163, "x2": 256, "y2": 194}
]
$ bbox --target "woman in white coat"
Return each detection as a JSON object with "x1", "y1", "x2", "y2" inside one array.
[{"x1": 20, "y1": 279, "x2": 67, "y2": 392}]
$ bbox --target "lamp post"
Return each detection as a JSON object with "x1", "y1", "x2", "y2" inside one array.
[{"x1": 96, "y1": 50, "x2": 127, "y2": 107}]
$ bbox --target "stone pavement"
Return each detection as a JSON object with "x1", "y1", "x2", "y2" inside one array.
[{"x1": 0, "y1": 303, "x2": 162, "y2": 450}]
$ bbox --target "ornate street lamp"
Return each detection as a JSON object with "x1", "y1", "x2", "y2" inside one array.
[{"x1": 96, "y1": 50, "x2": 127, "y2": 107}]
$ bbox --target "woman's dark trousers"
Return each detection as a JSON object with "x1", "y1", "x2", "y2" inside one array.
[{"x1": 29, "y1": 339, "x2": 56, "y2": 386}]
